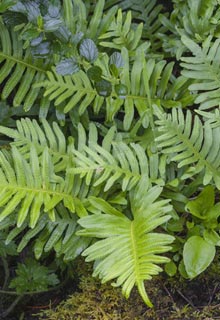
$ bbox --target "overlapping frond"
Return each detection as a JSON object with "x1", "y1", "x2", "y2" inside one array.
[
  {"x1": 180, "y1": 36, "x2": 220, "y2": 110},
  {"x1": 0, "y1": 118, "x2": 71, "y2": 172},
  {"x1": 155, "y1": 108, "x2": 220, "y2": 188},
  {"x1": 0, "y1": 145, "x2": 84, "y2": 228},
  {"x1": 159, "y1": 0, "x2": 220, "y2": 58},
  {"x1": 120, "y1": 48, "x2": 193, "y2": 129},
  {"x1": 70, "y1": 139, "x2": 149, "y2": 192},
  {"x1": 0, "y1": 22, "x2": 48, "y2": 111},
  {"x1": 99, "y1": 9, "x2": 143, "y2": 51},
  {"x1": 77, "y1": 184, "x2": 174, "y2": 307},
  {"x1": 36, "y1": 48, "x2": 192, "y2": 130},
  {"x1": 5, "y1": 205, "x2": 91, "y2": 261}
]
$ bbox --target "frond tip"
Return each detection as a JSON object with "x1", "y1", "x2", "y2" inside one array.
[{"x1": 77, "y1": 185, "x2": 174, "y2": 307}]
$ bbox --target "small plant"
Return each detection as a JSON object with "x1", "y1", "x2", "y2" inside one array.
[{"x1": 1, "y1": 0, "x2": 220, "y2": 314}]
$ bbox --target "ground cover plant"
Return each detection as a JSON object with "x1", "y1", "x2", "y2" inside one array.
[{"x1": 1, "y1": 0, "x2": 220, "y2": 318}]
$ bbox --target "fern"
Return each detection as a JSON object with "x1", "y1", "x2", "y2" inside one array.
[
  {"x1": 77, "y1": 183, "x2": 174, "y2": 307},
  {"x1": 99, "y1": 9, "x2": 143, "y2": 51},
  {"x1": 155, "y1": 107, "x2": 220, "y2": 188},
  {"x1": 5, "y1": 205, "x2": 91, "y2": 261},
  {"x1": 70, "y1": 140, "x2": 149, "y2": 191},
  {"x1": 0, "y1": 118, "x2": 72, "y2": 172},
  {"x1": 180, "y1": 35, "x2": 220, "y2": 110},
  {"x1": 0, "y1": 145, "x2": 85, "y2": 228},
  {"x1": 0, "y1": 22, "x2": 48, "y2": 111},
  {"x1": 159, "y1": 0, "x2": 220, "y2": 58},
  {"x1": 36, "y1": 48, "x2": 192, "y2": 130}
]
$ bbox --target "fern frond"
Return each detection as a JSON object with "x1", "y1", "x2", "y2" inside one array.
[
  {"x1": 70, "y1": 139, "x2": 149, "y2": 192},
  {"x1": 120, "y1": 48, "x2": 193, "y2": 129},
  {"x1": 121, "y1": 0, "x2": 166, "y2": 52},
  {"x1": 0, "y1": 118, "x2": 71, "y2": 172},
  {"x1": 77, "y1": 184, "x2": 174, "y2": 307},
  {"x1": 155, "y1": 108, "x2": 220, "y2": 188},
  {"x1": 0, "y1": 145, "x2": 84, "y2": 228},
  {"x1": 0, "y1": 22, "x2": 47, "y2": 111},
  {"x1": 36, "y1": 48, "x2": 192, "y2": 130},
  {"x1": 6, "y1": 205, "x2": 91, "y2": 261},
  {"x1": 180, "y1": 36, "x2": 220, "y2": 110},
  {"x1": 99, "y1": 9, "x2": 143, "y2": 51},
  {"x1": 159, "y1": 0, "x2": 220, "y2": 58},
  {"x1": 196, "y1": 108, "x2": 220, "y2": 128}
]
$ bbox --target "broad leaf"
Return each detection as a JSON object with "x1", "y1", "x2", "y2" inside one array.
[{"x1": 183, "y1": 236, "x2": 215, "y2": 278}]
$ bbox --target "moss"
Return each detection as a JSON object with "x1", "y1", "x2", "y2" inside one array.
[{"x1": 37, "y1": 260, "x2": 220, "y2": 320}]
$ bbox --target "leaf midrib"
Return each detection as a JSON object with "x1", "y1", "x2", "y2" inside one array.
[{"x1": 0, "y1": 52, "x2": 46, "y2": 73}]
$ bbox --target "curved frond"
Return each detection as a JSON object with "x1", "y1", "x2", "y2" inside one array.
[
  {"x1": 155, "y1": 108, "x2": 220, "y2": 188},
  {"x1": 181, "y1": 36, "x2": 220, "y2": 110},
  {"x1": 0, "y1": 145, "x2": 84, "y2": 228},
  {"x1": 0, "y1": 22, "x2": 47, "y2": 111},
  {"x1": 77, "y1": 185, "x2": 174, "y2": 307},
  {"x1": 70, "y1": 139, "x2": 149, "y2": 192},
  {"x1": 159, "y1": 0, "x2": 220, "y2": 58},
  {"x1": 99, "y1": 9, "x2": 143, "y2": 51},
  {"x1": 36, "y1": 49, "x2": 192, "y2": 130},
  {"x1": 0, "y1": 118, "x2": 71, "y2": 172},
  {"x1": 6, "y1": 205, "x2": 91, "y2": 261}
]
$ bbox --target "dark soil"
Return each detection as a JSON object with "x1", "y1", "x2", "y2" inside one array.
[{"x1": 2, "y1": 260, "x2": 220, "y2": 319}]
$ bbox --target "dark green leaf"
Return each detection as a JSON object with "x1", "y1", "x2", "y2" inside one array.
[
  {"x1": 87, "y1": 66, "x2": 102, "y2": 81},
  {"x1": 79, "y1": 39, "x2": 98, "y2": 62},
  {"x1": 95, "y1": 80, "x2": 112, "y2": 97},
  {"x1": 9, "y1": 258, "x2": 59, "y2": 294},
  {"x1": 115, "y1": 84, "x2": 128, "y2": 99}
]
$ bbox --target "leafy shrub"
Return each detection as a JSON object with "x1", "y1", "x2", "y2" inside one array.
[{"x1": 0, "y1": 0, "x2": 220, "y2": 313}]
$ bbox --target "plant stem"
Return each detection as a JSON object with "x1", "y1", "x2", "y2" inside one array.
[
  {"x1": 0, "y1": 277, "x2": 69, "y2": 296},
  {"x1": 0, "y1": 295, "x2": 24, "y2": 318},
  {"x1": 1, "y1": 256, "x2": 9, "y2": 290}
]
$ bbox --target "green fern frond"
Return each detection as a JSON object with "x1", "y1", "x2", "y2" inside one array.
[
  {"x1": 0, "y1": 118, "x2": 72, "y2": 172},
  {"x1": 122, "y1": 0, "x2": 166, "y2": 52},
  {"x1": 155, "y1": 108, "x2": 220, "y2": 188},
  {"x1": 0, "y1": 145, "x2": 84, "y2": 228},
  {"x1": 181, "y1": 35, "x2": 220, "y2": 110},
  {"x1": 196, "y1": 108, "x2": 220, "y2": 128},
  {"x1": 36, "y1": 48, "x2": 192, "y2": 130},
  {"x1": 77, "y1": 184, "x2": 174, "y2": 307},
  {"x1": 159, "y1": 0, "x2": 220, "y2": 58},
  {"x1": 70, "y1": 140, "x2": 149, "y2": 192},
  {"x1": 0, "y1": 22, "x2": 47, "y2": 111},
  {"x1": 6, "y1": 205, "x2": 91, "y2": 261},
  {"x1": 120, "y1": 48, "x2": 193, "y2": 129},
  {"x1": 99, "y1": 9, "x2": 143, "y2": 51},
  {"x1": 63, "y1": 0, "x2": 118, "y2": 40}
]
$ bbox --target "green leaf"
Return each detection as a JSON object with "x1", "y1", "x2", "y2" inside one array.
[
  {"x1": 0, "y1": 0, "x2": 16, "y2": 12},
  {"x1": 115, "y1": 84, "x2": 128, "y2": 99},
  {"x1": 95, "y1": 79, "x2": 112, "y2": 97},
  {"x1": 9, "y1": 258, "x2": 59, "y2": 294},
  {"x1": 87, "y1": 66, "x2": 102, "y2": 81},
  {"x1": 165, "y1": 261, "x2": 177, "y2": 277},
  {"x1": 183, "y1": 236, "x2": 215, "y2": 279},
  {"x1": 203, "y1": 230, "x2": 220, "y2": 246},
  {"x1": 56, "y1": 58, "x2": 80, "y2": 76},
  {"x1": 79, "y1": 39, "x2": 98, "y2": 62},
  {"x1": 186, "y1": 186, "x2": 215, "y2": 219}
]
